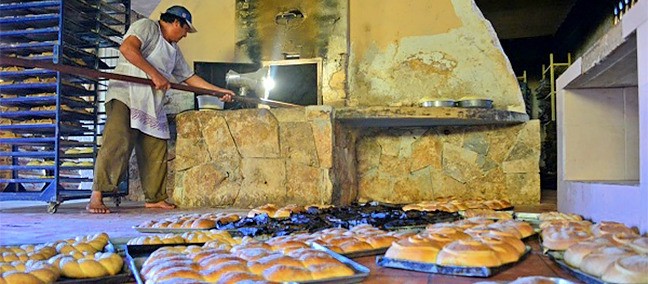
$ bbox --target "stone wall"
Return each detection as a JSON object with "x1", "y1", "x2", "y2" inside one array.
[
  {"x1": 356, "y1": 121, "x2": 541, "y2": 205},
  {"x1": 173, "y1": 107, "x2": 337, "y2": 208}
]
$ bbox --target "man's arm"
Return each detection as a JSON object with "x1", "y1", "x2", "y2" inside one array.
[
  {"x1": 184, "y1": 75, "x2": 235, "y2": 102},
  {"x1": 119, "y1": 36, "x2": 170, "y2": 90}
]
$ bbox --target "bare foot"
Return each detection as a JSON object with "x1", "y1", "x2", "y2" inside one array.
[
  {"x1": 86, "y1": 191, "x2": 111, "y2": 214},
  {"x1": 145, "y1": 200, "x2": 176, "y2": 210}
]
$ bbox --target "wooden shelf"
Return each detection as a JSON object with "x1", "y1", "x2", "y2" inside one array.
[{"x1": 335, "y1": 106, "x2": 529, "y2": 128}]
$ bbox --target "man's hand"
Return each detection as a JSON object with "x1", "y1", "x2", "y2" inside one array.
[
  {"x1": 217, "y1": 88, "x2": 235, "y2": 102},
  {"x1": 151, "y1": 73, "x2": 171, "y2": 91}
]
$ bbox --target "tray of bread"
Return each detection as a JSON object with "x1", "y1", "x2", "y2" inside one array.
[
  {"x1": 132, "y1": 212, "x2": 241, "y2": 233},
  {"x1": 375, "y1": 217, "x2": 535, "y2": 277},
  {"x1": 401, "y1": 197, "x2": 514, "y2": 213},
  {"x1": 284, "y1": 225, "x2": 410, "y2": 259},
  {"x1": 542, "y1": 221, "x2": 647, "y2": 284},
  {"x1": 125, "y1": 237, "x2": 370, "y2": 283},
  {"x1": 0, "y1": 233, "x2": 132, "y2": 284}
]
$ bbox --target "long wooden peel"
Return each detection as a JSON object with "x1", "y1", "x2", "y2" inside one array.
[{"x1": 0, "y1": 56, "x2": 300, "y2": 108}]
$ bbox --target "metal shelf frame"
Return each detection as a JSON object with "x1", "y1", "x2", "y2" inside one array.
[
  {"x1": 0, "y1": 0, "x2": 130, "y2": 213},
  {"x1": 541, "y1": 53, "x2": 572, "y2": 121}
]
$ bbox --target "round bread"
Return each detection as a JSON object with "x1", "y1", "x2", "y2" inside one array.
[
  {"x1": 436, "y1": 239, "x2": 502, "y2": 267},
  {"x1": 232, "y1": 248, "x2": 274, "y2": 262},
  {"x1": 477, "y1": 235, "x2": 525, "y2": 263},
  {"x1": 497, "y1": 220, "x2": 535, "y2": 238},
  {"x1": 384, "y1": 235, "x2": 443, "y2": 263},
  {"x1": 541, "y1": 226, "x2": 592, "y2": 250},
  {"x1": 627, "y1": 237, "x2": 648, "y2": 254},
  {"x1": 49, "y1": 252, "x2": 122, "y2": 279},
  {"x1": 308, "y1": 263, "x2": 354, "y2": 280},
  {"x1": 364, "y1": 235, "x2": 399, "y2": 249},
  {"x1": 200, "y1": 261, "x2": 250, "y2": 282},
  {"x1": 611, "y1": 232, "x2": 640, "y2": 245},
  {"x1": 148, "y1": 267, "x2": 203, "y2": 283},
  {"x1": 338, "y1": 239, "x2": 373, "y2": 253},
  {"x1": 580, "y1": 246, "x2": 635, "y2": 277},
  {"x1": 247, "y1": 204, "x2": 278, "y2": 218},
  {"x1": 538, "y1": 212, "x2": 582, "y2": 221},
  {"x1": 198, "y1": 254, "x2": 244, "y2": 268},
  {"x1": 262, "y1": 264, "x2": 313, "y2": 282},
  {"x1": 563, "y1": 241, "x2": 608, "y2": 268},
  {"x1": 247, "y1": 255, "x2": 303, "y2": 275},
  {"x1": 601, "y1": 255, "x2": 648, "y2": 284},
  {"x1": 216, "y1": 271, "x2": 264, "y2": 284},
  {"x1": 591, "y1": 221, "x2": 638, "y2": 237}
]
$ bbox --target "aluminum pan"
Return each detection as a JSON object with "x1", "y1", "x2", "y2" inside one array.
[
  {"x1": 376, "y1": 246, "x2": 531, "y2": 277},
  {"x1": 125, "y1": 243, "x2": 370, "y2": 284}
]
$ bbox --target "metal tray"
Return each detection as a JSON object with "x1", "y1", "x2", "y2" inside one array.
[
  {"x1": 53, "y1": 240, "x2": 133, "y2": 283},
  {"x1": 421, "y1": 100, "x2": 455, "y2": 107},
  {"x1": 341, "y1": 247, "x2": 388, "y2": 259},
  {"x1": 456, "y1": 99, "x2": 493, "y2": 109},
  {"x1": 132, "y1": 225, "x2": 214, "y2": 234},
  {"x1": 125, "y1": 243, "x2": 370, "y2": 284},
  {"x1": 550, "y1": 255, "x2": 605, "y2": 284},
  {"x1": 376, "y1": 246, "x2": 531, "y2": 277},
  {"x1": 474, "y1": 277, "x2": 577, "y2": 284}
]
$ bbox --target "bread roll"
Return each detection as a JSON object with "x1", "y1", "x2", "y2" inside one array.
[
  {"x1": 215, "y1": 271, "x2": 264, "y2": 284},
  {"x1": 539, "y1": 212, "x2": 582, "y2": 222},
  {"x1": 247, "y1": 255, "x2": 303, "y2": 275},
  {"x1": 298, "y1": 254, "x2": 340, "y2": 267},
  {"x1": 338, "y1": 239, "x2": 373, "y2": 253},
  {"x1": 497, "y1": 220, "x2": 535, "y2": 238},
  {"x1": 247, "y1": 204, "x2": 278, "y2": 218},
  {"x1": 563, "y1": 241, "x2": 608, "y2": 268},
  {"x1": 477, "y1": 235, "x2": 521, "y2": 264},
  {"x1": 200, "y1": 261, "x2": 249, "y2": 282},
  {"x1": 580, "y1": 246, "x2": 635, "y2": 277},
  {"x1": 601, "y1": 255, "x2": 648, "y2": 284},
  {"x1": 308, "y1": 263, "x2": 355, "y2": 280},
  {"x1": 364, "y1": 235, "x2": 399, "y2": 249},
  {"x1": 436, "y1": 239, "x2": 502, "y2": 267},
  {"x1": 628, "y1": 237, "x2": 648, "y2": 254},
  {"x1": 231, "y1": 248, "x2": 274, "y2": 262},
  {"x1": 262, "y1": 265, "x2": 313, "y2": 282},
  {"x1": 384, "y1": 235, "x2": 443, "y2": 263},
  {"x1": 198, "y1": 254, "x2": 244, "y2": 268},
  {"x1": 541, "y1": 226, "x2": 592, "y2": 250},
  {"x1": 148, "y1": 267, "x2": 203, "y2": 283},
  {"x1": 592, "y1": 221, "x2": 638, "y2": 237}
]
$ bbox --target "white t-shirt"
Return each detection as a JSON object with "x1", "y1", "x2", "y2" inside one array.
[{"x1": 106, "y1": 18, "x2": 194, "y2": 106}]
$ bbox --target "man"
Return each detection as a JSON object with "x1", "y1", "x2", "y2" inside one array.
[{"x1": 86, "y1": 6, "x2": 234, "y2": 213}]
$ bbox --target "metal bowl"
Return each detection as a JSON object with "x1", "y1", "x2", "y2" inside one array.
[
  {"x1": 456, "y1": 99, "x2": 493, "y2": 109},
  {"x1": 421, "y1": 100, "x2": 456, "y2": 107}
]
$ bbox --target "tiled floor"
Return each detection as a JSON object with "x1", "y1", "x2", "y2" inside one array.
[{"x1": 0, "y1": 190, "x2": 582, "y2": 283}]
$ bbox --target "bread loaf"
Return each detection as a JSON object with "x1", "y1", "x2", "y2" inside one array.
[
  {"x1": 262, "y1": 265, "x2": 313, "y2": 282},
  {"x1": 50, "y1": 252, "x2": 123, "y2": 279},
  {"x1": 601, "y1": 255, "x2": 648, "y2": 284},
  {"x1": 200, "y1": 261, "x2": 249, "y2": 282},
  {"x1": 308, "y1": 263, "x2": 355, "y2": 280},
  {"x1": 563, "y1": 241, "x2": 608, "y2": 268},
  {"x1": 579, "y1": 246, "x2": 635, "y2": 277},
  {"x1": 628, "y1": 237, "x2": 648, "y2": 254},
  {"x1": 384, "y1": 235, "x2": 443, "y2": 263},
  {"x1": 592, "y1": 221, "x2": 638, "y2": 237},
  {"x1": 436, "y1": 239, "x2": 502, "y2": 267},
  {"x1": 541, "y1": 226, "x2": 592, "y2": 250}
]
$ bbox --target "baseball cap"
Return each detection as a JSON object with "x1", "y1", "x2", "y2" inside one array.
[{"x1": 164, "y1": 6, "x2": 197, "y2": 33}]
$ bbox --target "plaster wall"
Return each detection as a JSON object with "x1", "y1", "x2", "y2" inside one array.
[{"x1": 348, "y1": 0, "x2": 525, "y2": 112}]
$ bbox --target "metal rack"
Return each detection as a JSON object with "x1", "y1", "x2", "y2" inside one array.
[
  {"x1": 0, "y1": 0, "x2": 130, "y2": 213},
  {"x1": 541, "y1": 53, "x2": 571, "y2": 121}
]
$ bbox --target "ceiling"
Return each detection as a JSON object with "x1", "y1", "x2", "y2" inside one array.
[
  {"x1": 475, "y1": 0, "x2": 578, "y2": 39},
  {"x1": 131, "y1": 0, "x2": 577, "y2": 40}
]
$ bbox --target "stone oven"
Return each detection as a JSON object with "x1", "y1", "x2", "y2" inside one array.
[{"x1": 151, "y1": 0, "x2": 539, "y2": 208}]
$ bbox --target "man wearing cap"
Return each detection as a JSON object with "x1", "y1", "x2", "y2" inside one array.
[{"x1": 87, "y1": 6, "x2": 234, "y2": 213}]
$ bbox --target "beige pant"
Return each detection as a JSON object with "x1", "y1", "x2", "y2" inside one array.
[{"x1": 92, "y1": 100, "x2": 168, "y2": 203}]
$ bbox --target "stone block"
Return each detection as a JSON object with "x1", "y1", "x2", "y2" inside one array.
[{"x1": 225, "y1": 109, "x2": 280, "y2": 158}]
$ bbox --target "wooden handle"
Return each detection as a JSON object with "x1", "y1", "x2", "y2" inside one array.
[{"x1": 0, "y1": 56, "x2": 300, "y2": 108}]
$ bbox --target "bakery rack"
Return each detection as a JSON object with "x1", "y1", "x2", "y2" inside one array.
[{"x1": 0, "y1": 0, "x2": 130, "y2": 213}]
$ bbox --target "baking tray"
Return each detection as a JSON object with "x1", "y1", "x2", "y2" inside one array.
[
  {"x1": 376, "y1": 246, "x2": 531, "y2": 277},
  {"x1": 340, "y1": 247, "x2": 388, "y2": 258},
  {"x1": 549, "y1": 254, "x2": 605, "y2": 284},
  {"x1": 125, "y1": 243, "x2": 370, "y2": 284},
  {"x1": 474, "y1": 278, "x2": 577, "y2": 284},
  {"x1": 132, "y1": 226, "x2": 214, "y2": 234}
]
